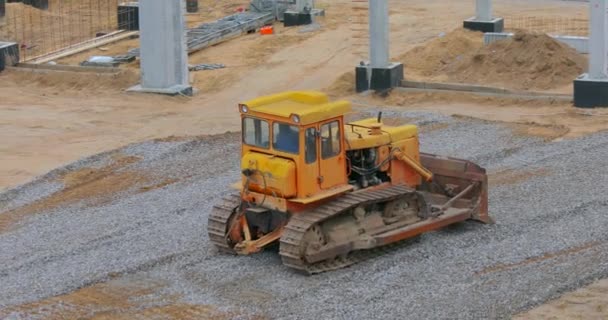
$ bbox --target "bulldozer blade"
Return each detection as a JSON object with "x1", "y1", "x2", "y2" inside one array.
[{"x1": 419, "y1": 153, "x2": 492, "y2": 224}]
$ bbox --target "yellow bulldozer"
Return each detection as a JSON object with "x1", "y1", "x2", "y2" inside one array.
[{"x1": 208, "y1": 91, "x2": 491, "y2": 274}]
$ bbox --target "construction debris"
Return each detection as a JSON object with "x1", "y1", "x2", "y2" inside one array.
[
  {"x1": 186, "y1": 11, "x2": 274, "y2": 54},
  {"x1": 250, "y1": 0, "x2": 289, "y2": 20},
  {"x1": 123, "y1": 11, "x2": 274, "y2": 60},
  {"x1": 80, "y1": 54, "x2": 136, "y2": 68},
  {"x1": 189, "y1": 63, "x2": 226, "y2": 71},
  {"x1": 80, "y1": 56, "x2": 118, "y2": 67}
]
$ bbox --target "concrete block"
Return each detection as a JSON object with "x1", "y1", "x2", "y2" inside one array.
[
  {"x1": 356, "y1": 62, "x2": 404, "y2": 92},
  {"x1": 284, "y1": 11, "x2": 311, "y2": 27},
  {"x1": 463, "y1": 17, "x2": 504, "y2": 33},
  {"x1": 283, "y1": 8, "x2": 324, "y2": 27},
  {"x1": 574, "y1": 74, "x2": 608, "y2": 108},
  {"x1": 555, "y1": 36, "x2": 589, "y2": 54},
  {"x1": 128, "y1": 84, "x2": 193, "y2": 96},
  {"x1": 185, "y1": 0, "x2": 198, "y2": 13}
]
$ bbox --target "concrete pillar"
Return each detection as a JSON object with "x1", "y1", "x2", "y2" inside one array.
[
  {"x1": 588, "y1": 0, "x2": 608, "y2": 79},
  {"x1": 573, "y1": 0, "x2": 608, "y2": 107},
  {"x1": 475, "y1": 0, "x2": 492, "y2": 21},
  {"x1": 464, "y1": 0, "x2": 503, "y2": 33},
  {"x1": 369, "y1": 0, "x2": 389, "y2": 68},
  {"x1": 129, "y1": 0, "x2": 192, "y2": 96},
  {"x1": 355, "y1": 0, "x2": 403, "y2": 92},
  {"x1": 295, "y1": 0, "x2": 314, "y2": 13}
]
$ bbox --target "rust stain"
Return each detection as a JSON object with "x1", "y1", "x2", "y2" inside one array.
[
  {"x1": 476, "y1": 241, "x2": 602, "y2": 276},
  {"x1": 0, "y1": 279, "x2": 255, "y2": 320}
]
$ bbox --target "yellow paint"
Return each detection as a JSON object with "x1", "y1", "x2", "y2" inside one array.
[
  {"x1": 344, "y1": 118, "x2": 418, "y2": 150},
  {"x1": 389, "y1": 137, "x2": 423, "y2": 187},
  {"x1": 241, "y1": 152, "x2": 297, "y2": 198},
  {"x1": 241, "y1": 91, "x2": 352, "y2": 125},
  {"x1": 394, "y1": 151, "x2": 433, "y2": 182},
  {"x1": 238, "y1": 91, "x2": 430, "y2": 213}
]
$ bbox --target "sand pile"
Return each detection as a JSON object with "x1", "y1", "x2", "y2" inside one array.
[
  {"x1": 325, "y1": 71, "x2": 355, "y2": 97},
  {"x1": 401, "y1": 29, "x2": 587, "y2": 91},
  {"x1": 400, "y1": 29, "x2": 483, "y2": 78}
]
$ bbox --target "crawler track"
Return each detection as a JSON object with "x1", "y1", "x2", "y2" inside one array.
[
  {"x1": 207, "y1": 193, "x2": 241, "y2": 254},
  {"x1": 279, "y1": 185, "x2": 419, "y2": 274}
]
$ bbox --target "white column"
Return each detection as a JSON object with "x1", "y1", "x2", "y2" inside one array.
[
  {"x1": 588, "y1": 0, "x2": 608, "y2": 79},
  {"x1": 476, "y1": 0, "x2": 492, "y2": 21},
  {"x1": 296, "y1": 0, "x2": 314, "y2": 12},
  {"x1": 369, "y1": 0, "x2": 389, "y2": 68},
  {"x1": 138, "y1": 0, "x2": 190, "y2": 92}
]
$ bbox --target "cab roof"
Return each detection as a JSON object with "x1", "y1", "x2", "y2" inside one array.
[{"x1": 240, "y1": 91, "x2": 351, "y2": 125}]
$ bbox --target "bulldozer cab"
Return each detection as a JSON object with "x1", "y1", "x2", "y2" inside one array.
[{"x1": 239, "y1": 91, "x2": 352, "y2": 202}]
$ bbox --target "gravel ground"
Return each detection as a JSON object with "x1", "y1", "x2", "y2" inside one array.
[{"x1": 1, "y1": 112, "x2": 607, "y2": 319}]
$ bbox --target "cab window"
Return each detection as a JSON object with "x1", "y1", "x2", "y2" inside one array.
[
  {"x1": 243, "y1": 117, "x2": 269, "y2": 148},
  {"x1": 273, "y1": 122, "x2": 299, "y2": 154},
  {"x1": 321, "y1": 121, "x2": 341, "y2": 159},
  {"x1": 305, "y1": 128, "x2": 317, "y2": 163}
]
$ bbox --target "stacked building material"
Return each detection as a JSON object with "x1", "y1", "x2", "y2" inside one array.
[{"x1": 127, "y1": 10, "x2": 274, "y2": 57}]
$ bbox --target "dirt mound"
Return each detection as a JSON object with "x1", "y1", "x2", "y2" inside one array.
[
  {"x1": 325, "y1": 71, "x2": 355, "y2": 97},
  {"x1": 400, "y1": 28, "x2": 483, "y2": 79},
  {"x1": 1, "y1": 68, "x2": 139, "y2": 93},
  {"x1": 448, "y1": 31, "x2": 587, "y2": 90},
  {"x1": 401, "y1": 29, "x2": 587, "y2": 90}
]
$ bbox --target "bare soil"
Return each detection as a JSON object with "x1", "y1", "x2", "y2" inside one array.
[
  {"x1": 401, "y1": 29, "x2": 587, "y2": 91},
  {"x1": 0, "y1": 277, "x2": 251, "y2": 320},
  {"x1": 0, "y1": 0, "x2": 606, "y2": 318},
  {"x1": 516, "y1": 279, "x2": 608, "y2": 320}
]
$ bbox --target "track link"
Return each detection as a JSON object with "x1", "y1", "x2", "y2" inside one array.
[
  {"x1": 207, "y1": 192, "x2": 241, "y2": 254},
  {"x1": 279, "y1": 185, "x2": 417, "y2": 274}
]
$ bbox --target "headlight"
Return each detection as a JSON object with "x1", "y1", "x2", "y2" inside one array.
[
  {"x1": 240, "y1": 105, "x2": 249, "y2": 113},
  {"x1": 291, "y1": 114, "x2": 300, "y2": 123}
]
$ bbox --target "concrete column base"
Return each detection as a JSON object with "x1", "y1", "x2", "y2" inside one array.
[
  {"x1": 283, "y1": 9, "x2": 325, "y2": 27},
  {"x1": 463, "y1": 17, "x2": 504, "y2": 33},
  {"x1": 128, "y1": 84, "x2": 194, "y2": 97},
  {"x1": 186, "y1": 0, "x2": 198, "y2": 13},
  {"x1": 355, "y1": 62, "x2": 404, "y2": 92},
  {"x1": 574, "y1": 74, "x2": 608, "y2": 108},
  {"x1": 0, "y1": 41, "x2": 20, "y2": 72}
]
